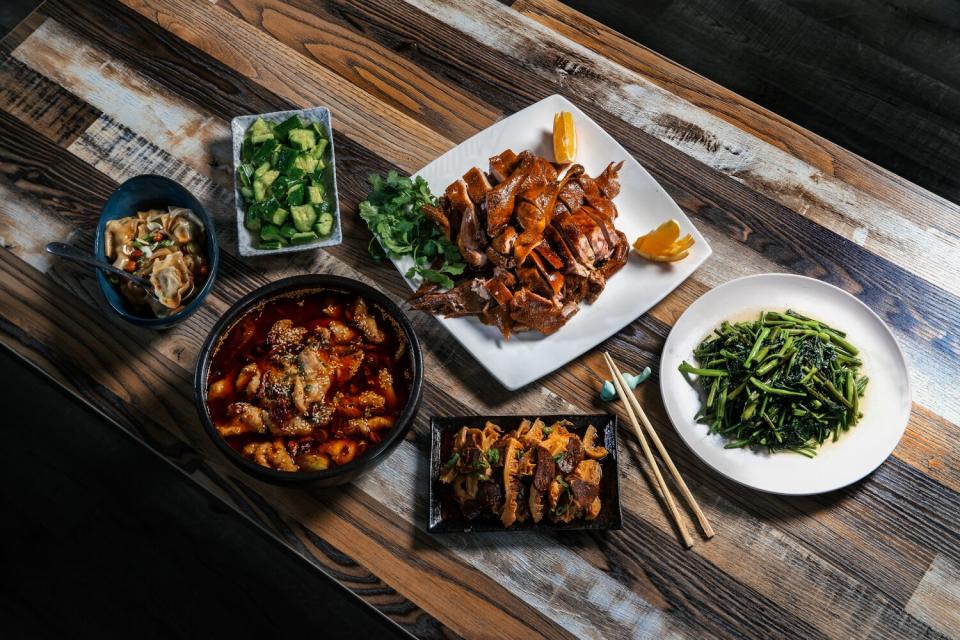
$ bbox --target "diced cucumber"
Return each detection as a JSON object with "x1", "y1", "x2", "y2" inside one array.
[
  {"x1": 286, "y1": 182, "x2": 306, "y2": 206},
  {"x1": 293, "y1": 154, "x2": 318, "y2": 175},
  {"x1": 307, "y1": 185, "x2": 324, "y2": 204},
  {"x1": 254, "y1": 162, "x2": 270, "y2": 178},
  {"x1": 250, "y1": 131, "x2": 274, "y2": 144},
  {"x1": 253, "y1": 180, "x2": 267, "y2": 202},
  {"x1": 309, "y1": 138, "x2": 328, "y2": 160},
  {"x1": 290, "y1": 231, "x2": 319, "y2": 245},
  {"x1": 239, "y1": 185, "x2": 254, "y2": 201},
  {"x1": 310, "y1": 122, "x2": 326, "y2": 138},
  {"x1": 287, "y1": 128, "x2": 316, "y2": 151},
  {"x1": 244, "y1": 204, "x2": 261, "y2": 230},
  {"x1": 240, "y1": 138, "x2": 254, "y2": 163},
  {"x1": 279, "y1": 223, "x2": 298, "y2": 240},
  {"x1": 260, "y1": 223, "x2": 282, "y2": 243},
  {"x1": 238, "y1": 163, "x2": 255, "y2": 187},
  {"x1": 251, "y1": 139, "x2": 277, "y2": 165},
  {"x1": 314, "y1": 211, "x2": 334, "y2": 236},
  {"x1": 260, "y1": 197, "x2": 279, "y2": 216},
  {"x1": 268, "y1": 207, "x2": 289, "y2": 227},
  {"x1": 259, "y1": 240, "x2": 282, "y2": 250},
  {"x1": 276, "y1": 147, "x2": 298, "y2": 175},
  {"x1": 311, "y1": 159, "x2": 326, "y2": 178},
  {"x1": 261, "y1": 169, "x2": 280, "y2": 188},
  {"x1": 274, "y1": 115, "x2": 305, "y2": 141},
  {"x1": 248, "y1": 117, "x2": 271, "y2": 138},
  {"x1": 284, "y1": 167, "x2": 305, "y2": 181},
  {"x1": 290, "y1": 203, "x2": 316, "y2": 232}
]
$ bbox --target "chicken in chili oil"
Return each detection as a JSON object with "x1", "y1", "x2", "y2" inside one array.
[{"x1": 206, "y1": 290, "x2": 410, "y2": 472}]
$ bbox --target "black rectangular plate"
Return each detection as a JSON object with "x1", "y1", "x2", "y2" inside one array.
[{"x1": 428, "y1": 414, "x2": 623, "y2": 533}]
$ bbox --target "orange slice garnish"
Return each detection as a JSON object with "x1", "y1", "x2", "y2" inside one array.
[
  {"x1": 633, "y1": 219, "x2": 694, "y2": 263},
  {"x1": 553, "y1": 111, "x2": 577, "y2": 163}
]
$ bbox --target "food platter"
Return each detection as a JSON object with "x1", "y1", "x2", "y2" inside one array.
[
  {"x1": 428, "y1": 415, "x2": 623, "y2": 533},
  {"x1": 660, "y1": 274, "x2": 911, "y2": 495},
  {"x1": 394, "y1": 94, "x2": 711, "y2": 390}
]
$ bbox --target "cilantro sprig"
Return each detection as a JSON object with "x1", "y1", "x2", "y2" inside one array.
[{"x1": 358, "y1": 171, "x2": 465, "y2": 289}]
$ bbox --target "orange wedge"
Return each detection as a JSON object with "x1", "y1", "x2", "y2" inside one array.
[
  {"x1": 633, "y1": 219, "x2": 694, "y2": 263},
  {"x1": 553, "y1": 111, "x2": 577, "y2": 163}
]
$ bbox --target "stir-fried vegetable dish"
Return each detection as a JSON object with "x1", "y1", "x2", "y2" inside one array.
[{"x1": 680, "y1": 310, "x2": 868, "y2": 457}]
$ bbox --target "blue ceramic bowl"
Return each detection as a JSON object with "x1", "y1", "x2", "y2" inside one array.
[{"x1": 94, "y1": 174, "x2": 220, "y2": 329}]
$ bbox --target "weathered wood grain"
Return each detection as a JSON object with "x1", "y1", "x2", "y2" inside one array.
[
  {"x1": 120, "y1": 0, "x2": 454, "y2": 172},
  {"x1": 219, "y1": 0, "x2": 501, "y2": 141},
  {"x1": 3, "y1": 0, "x2": 960, "y2": 638},
  {"x1": 513, "y1": 0, "x2": 960, "y2": 225}
]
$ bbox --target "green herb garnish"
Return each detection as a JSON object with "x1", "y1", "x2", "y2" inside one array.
[
  {"x1": 486, "y1": 448, "x2": 500, "y2": 465},
  {"x1": 542, "y1": 426, "x2": 553, "y2": 435},
  {"x1": 358, "y1": 171, "x2": 465, "y2": 289},
  {"x1": 552, "y1": 452, "x2": 563, "y2": 463},
  {"x1": 444, "y1": 452, "x2": 460, "y2": 468}
]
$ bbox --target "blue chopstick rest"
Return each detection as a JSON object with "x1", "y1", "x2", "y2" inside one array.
[{"x1": 600, "y1": 367, "x2": 651, "y2": 401}]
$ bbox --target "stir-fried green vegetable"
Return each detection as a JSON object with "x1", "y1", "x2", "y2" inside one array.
[
  {"x1": 679, "y1": 310, "x2": 868, "y2": 457},
  {"x1": 238, "y1": 115, "x2": 334, "y2": 249},
  {"x1": 358, "y1": 171, "x2": 465, "y2": 289}
]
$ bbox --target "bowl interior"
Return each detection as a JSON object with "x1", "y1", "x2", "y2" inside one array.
[
  {"x1": 194, "y1": 275, "x2": 424, "y2": 484},
  {"x1": 95, "y1": 174, "x2": 220, "y2": 328}
]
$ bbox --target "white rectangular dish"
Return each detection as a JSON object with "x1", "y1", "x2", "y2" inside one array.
[{"x1": 391, "y1": 94, "x2": 711, "y2": 389}]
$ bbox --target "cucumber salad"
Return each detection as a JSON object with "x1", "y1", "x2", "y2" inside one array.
[{"x1": 237, "y1": 115, "x2": 334, "y2": 250}]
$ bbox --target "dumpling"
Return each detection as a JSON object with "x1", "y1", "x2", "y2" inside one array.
[{"x1": 149, "y1": 251, "x2": 194, "y2": 313}]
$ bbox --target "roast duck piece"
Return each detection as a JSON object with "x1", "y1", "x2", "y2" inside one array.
[{"x1": 411, "y1": 149, "x2": 628, "y2": 338}]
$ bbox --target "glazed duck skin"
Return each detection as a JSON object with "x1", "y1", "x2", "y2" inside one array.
[{"x1": 410, "y1": 149, "x2": 629, "y2": 338}]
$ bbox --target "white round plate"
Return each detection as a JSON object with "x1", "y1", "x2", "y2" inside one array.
[{"x1": 660, "y1": 274, "x2": 911, "y2": 495}]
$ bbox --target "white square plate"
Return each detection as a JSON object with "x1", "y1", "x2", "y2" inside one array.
[{"x1": 391, "y1": 94, "x2": 711, "y2": 389}]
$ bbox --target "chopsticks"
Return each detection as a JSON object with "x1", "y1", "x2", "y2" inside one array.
[{"x1": 602, "y1": 352, "x2": 715, "y2": 546}]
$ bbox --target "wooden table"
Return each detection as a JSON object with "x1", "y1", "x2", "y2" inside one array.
[{"x1": 2, "y1": 1, "x2": 959, "y2": 638}]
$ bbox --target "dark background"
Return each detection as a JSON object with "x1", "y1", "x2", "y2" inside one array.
[{"x1": 2, "y1": 0, "x2": 958, "y2": 637}]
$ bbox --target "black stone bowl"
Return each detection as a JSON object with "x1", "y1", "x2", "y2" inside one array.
[{"x1": 194, "y1": 275, "x2": 423, "y2": 486}]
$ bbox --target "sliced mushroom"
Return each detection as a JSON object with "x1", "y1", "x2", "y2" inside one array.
[
  {"x1": 556, "y1": 435, "x2": 584, "y2": 474},
  {"x1": 533, "y1": 446, "x2": 557, "y2": 492},
  {"x1": 568, "y1": 459, "x2": 602, "y2": 509}
]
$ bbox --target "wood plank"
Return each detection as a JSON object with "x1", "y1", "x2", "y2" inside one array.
[
  {"x1": 117, "y1": 0, "x2": 453, "y2": 173},
  {"x1": 554, "y1": 0, "x2": 960, "y2": 206},
  {"x1": 0, "y1": 55, "x2": 101, "y2": 146},
  {"x1": 906, "y1": 553, "x2": 960, "y2": 638},
  {"x1": 513, "y1": 0, "x2": 960, "y2": 225},
  {"x1": 219, "y1": 0, "x2": 501, "y2": 141}
]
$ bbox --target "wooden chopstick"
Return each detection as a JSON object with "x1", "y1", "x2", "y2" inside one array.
[
  {"x1": 602, "y1": 352, "x2": 694, "y2": 548},
  {"x1": 606, "y1": 353, "x2": 716, "y2": 539}
]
